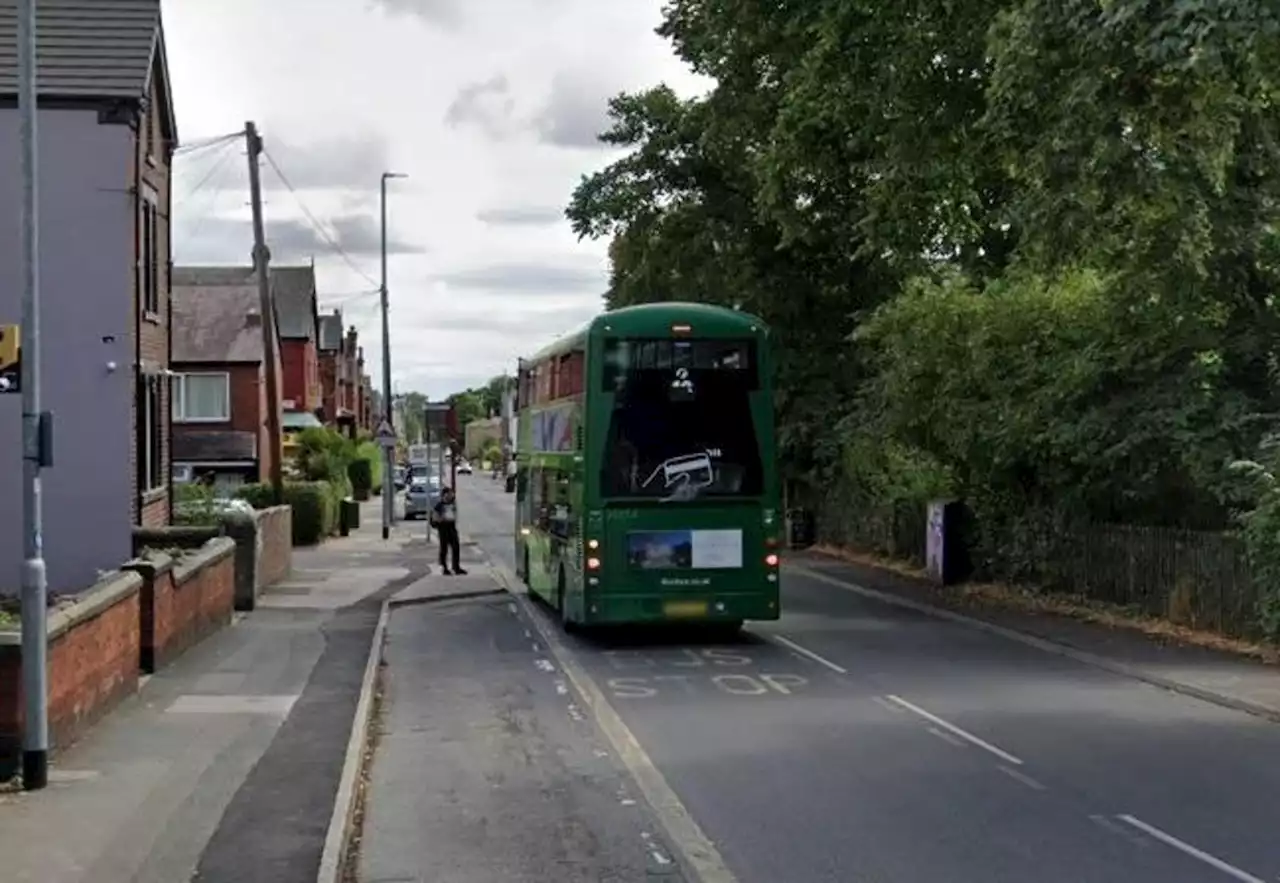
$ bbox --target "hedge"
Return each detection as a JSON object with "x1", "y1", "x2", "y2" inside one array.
[
  {"x1": 284, "y1": 481, "x2": 335, "y2": 545},
  {"x1": 235, "y1": 480, "x2": 341, "y2": 546},
  {"x1": 349, "y1": 458, "x2": 373, "y2": 501}
]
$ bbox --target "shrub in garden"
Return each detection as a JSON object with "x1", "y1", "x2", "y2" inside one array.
[
  {"x1": 235, "y1": 482, "x2": 277, "y2": 510},
  {"x1": 284, "y1": 481, "x2": 335, "y2": 545}
]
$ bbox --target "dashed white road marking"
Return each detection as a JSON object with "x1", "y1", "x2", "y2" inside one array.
[
  {"x1": 872, "y1": 695, "x2": 906, "y2": 714},
  {"x1": 926, "y1": 726, "x2": 965, "y2": 748},
  {"x1": 534, "y1": 658, "x2": 555, "y2": 673},
  {"x1": 997, "y1": 764, "x2": 1046, "y2": 791},
  {"x1": 512, "y1": 588, "x2": 740, "y2": 883},
  {"x1": 1089, "y1": 814, "x2": 1150, "y2": 848},
  {"x1": 1118, "y1": 815, "x2": 1267, "y2": 883},
  {"x1": 770, "y1": 634, "x2": 848, "y2": 674},
  {"x1": 885, "y1": 695, "x2": 1023, "y2": 766}
]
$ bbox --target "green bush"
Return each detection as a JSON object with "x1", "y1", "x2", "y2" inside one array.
[
  {"x1": 349, "y1": 458, "x2": 373, "y2": 500},
  {"x1": 235, "y1": 482, "x2": 277, "y2": 510},
  {"x1": 349, "y1": 440, "x2": 382, "y2": 500},
  {"x1": 173, "y1": 482, "x2": 223, "y2": 526},
  {"x1": 284, "y1": 481, "x2": 335, "y2": 545}
]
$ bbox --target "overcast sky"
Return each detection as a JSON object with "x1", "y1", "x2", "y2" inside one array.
[{"x1": 164, "y1": 0, "x2": 707, "y2": 399}]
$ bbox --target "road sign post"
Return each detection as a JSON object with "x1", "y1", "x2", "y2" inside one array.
[{"x1": 375, "y1": 418, "x2": 397, "y2": 448}]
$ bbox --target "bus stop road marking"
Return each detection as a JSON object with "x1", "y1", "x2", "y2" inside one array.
[{"x1": 513, "y1": 591, "x2": 741, "y2": 883}]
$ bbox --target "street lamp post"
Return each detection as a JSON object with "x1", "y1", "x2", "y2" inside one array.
[{"x1": 380, "y1": 171, "x2": 407, "y2": 540}]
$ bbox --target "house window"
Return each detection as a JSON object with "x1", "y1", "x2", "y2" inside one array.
[
  {"x1": 140, "y1": 375, "x2": 163, "y2": 491},
  {"x1": 140, "y1": 185, "x2": 159, "y2": 315},
  {"x1": 173, "y1": 373, "x2": 231, "y2": 422}
]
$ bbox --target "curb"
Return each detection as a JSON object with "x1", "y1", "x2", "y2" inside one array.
[
  {"x1": 315, "y1": 598, "x2": 391, "y2": 883},
  {"x1": 788, "y1": 563, "x2": 1280, "y2": 726}
]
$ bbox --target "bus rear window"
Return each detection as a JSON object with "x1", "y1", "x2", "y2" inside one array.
[
  {"x1": 599, "y1": 338, "x2": 763, "y2": 500},
  {"x1": 602, "y1": 338, "x2": 756, "y2": 391}
]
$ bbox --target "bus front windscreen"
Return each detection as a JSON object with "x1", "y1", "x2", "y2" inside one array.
[{"x1": 599, "y1": 337, "x2": 764, "y2": 501}]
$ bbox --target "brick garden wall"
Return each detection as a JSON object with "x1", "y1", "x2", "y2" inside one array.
[{"x1": 0, "y1": 572, "x2": 143, "y2": 775}]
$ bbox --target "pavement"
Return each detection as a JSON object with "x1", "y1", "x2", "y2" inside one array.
[
  {"x1": 0, "y1": 494, "x2": 425, "y2": 883},
  {"x1": 443, "y1": 473, "x2": 1280, "y2": 883}
]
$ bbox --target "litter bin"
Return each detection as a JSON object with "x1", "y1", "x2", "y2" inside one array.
[{"x1": 339, "y1": 498, "x2": 361, "y2": 536}]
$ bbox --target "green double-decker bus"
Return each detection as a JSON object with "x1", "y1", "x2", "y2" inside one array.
[{"x1": 513, "y1": 302, "x2": 781, "y2": 630}]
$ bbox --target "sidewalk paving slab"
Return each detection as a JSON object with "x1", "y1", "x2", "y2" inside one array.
[
  {"x1": 790, "y1": 551, "x2": 1280, "y2": 722},
  {"x1": 0, "y1": 496, "x2": 429, "y2": 883}
]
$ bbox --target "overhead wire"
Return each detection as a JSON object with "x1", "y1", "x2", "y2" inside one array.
[
  {"x1": 172, "y1": 137, "x2": 242, "y2": 254},
  {"x1": 178, "y1": 137, "x2": 239, "y2": 202},
  {"x1": 174, "y1": 130, "x2": 244, "y2": 157},
  {"x1": 259, "y1": 147, "x2": 381, "y2": 289}
]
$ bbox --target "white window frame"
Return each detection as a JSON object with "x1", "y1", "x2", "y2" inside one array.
[{"x1": 173, "y1": 372, "x2": 231, "y2": 423}]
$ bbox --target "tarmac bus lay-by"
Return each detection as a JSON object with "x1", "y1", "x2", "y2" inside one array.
[{"x1": 513, "y1": 302, "x2": 781, "y2": 632}]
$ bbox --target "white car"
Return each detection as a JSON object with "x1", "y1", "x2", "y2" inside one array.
[{"x1": 457, "y1": 460, "x2": 473, "y2": 475}]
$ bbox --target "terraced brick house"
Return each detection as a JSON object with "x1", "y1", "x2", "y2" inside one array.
[{"x1": 170, "y1": 267, "x2": 281, "y2": 492}]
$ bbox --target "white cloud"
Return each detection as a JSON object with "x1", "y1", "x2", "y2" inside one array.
[{"x1": 163, "y1": 0, "x2": 707, "y2": 398}]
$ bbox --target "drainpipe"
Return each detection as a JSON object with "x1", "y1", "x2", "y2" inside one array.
[{"x1": 132, "y1": 101, "x2": 143, "y2": 522}]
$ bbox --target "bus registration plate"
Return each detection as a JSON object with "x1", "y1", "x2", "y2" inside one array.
[{"x1": 663, "y1": 599, "x2": 708, "y2": 618}]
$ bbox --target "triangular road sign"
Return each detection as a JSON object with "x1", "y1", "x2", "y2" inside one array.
[{"x1": 375, "y1": 419, "x2": 396, "y2": 446}]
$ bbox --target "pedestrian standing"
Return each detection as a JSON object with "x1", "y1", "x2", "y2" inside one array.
[{"x1": 430, "y1": 486, "x2": 467, "y2": 575}]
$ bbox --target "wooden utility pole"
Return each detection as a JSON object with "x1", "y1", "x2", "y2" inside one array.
[{"x1": 246, "y1": 121, "x2": 285, "y2": 503}]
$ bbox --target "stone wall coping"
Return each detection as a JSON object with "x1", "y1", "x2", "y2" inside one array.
[
  {"x1": 121, "y1": 552, "x2": 176, "y2": 579},
  {"x1": 0, "y1": 570, "x2": 143, "y2": 646},
  {"x1": 172, "y1": 536, "x2": 236, "y2": 587}
]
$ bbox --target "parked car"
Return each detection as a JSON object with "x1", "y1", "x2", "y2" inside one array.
[
  {"x1": 403, "y1": 474, "x2": 442, "y2": 520},
  {"x1": 457, "y1": 460, "x2": 473, "y2": 475},
  {"x1": 393, "y1": 465, "x2": 407, "y2": 491}
]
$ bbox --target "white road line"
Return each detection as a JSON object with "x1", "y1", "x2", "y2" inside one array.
[
  {"x1": 871, "y1": 695, "x2": 906, "y2": 714},
  {"x1": 509, "y1": 586, "x2": 740, "y2": 883},
  {"x1": 885, "y1": 695, "x2": 1024, "y2": 766},
  {"x1": 997, "y1": 764, "x2": 1046, "y2": 791},
  {"x1": 1089, "y1": 814, "x2": 1150, "y2": 848},
  {"x1": 926, "y1": 726, "x2": 965, "y2": 748},
  {"x1": 771, "y1": 635, "x2": 848, "y2": 674},
  {"x1": 1117, "y1": 815, "x2": 1267, "y2": 883}
]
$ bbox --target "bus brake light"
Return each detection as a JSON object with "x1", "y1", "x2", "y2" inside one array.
[
  {"x1": 671, "y1": 323, "x2": 692, "y2": 333},
  {"x1": 587, "y1": 538, "x2": 600, "y2": 550},
  {"x1": 765, "y1": 553, "x2": 779, "y2": 567},
  {"x1": 587, "y1": 556, "x2": 602, "y2": 570}
]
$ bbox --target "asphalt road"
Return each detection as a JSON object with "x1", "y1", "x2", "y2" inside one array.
[{"x1": 458, "y1": 473, "x2": 1280, "y2": 883}]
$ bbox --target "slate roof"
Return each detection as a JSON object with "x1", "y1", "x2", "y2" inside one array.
[
  {"x1": 171, "y1": 266, "x2": 265, "y2": 363},
  {"x1": 271, "y1": 265, "x2": 317, "y2": 341},
  {"x1": 0, "y1": 0, "x2": 177, "y2": 141},
  {"x1": 318, "y1": 311, "x2": 343, "y2": 352},
  {"x1": 172, "y1": 429, "x2": 257, "y2": 462}
]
